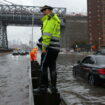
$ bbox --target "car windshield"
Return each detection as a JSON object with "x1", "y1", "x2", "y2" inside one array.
[
  {"x1": 96, "y1": 56, "x2": 105, "y2": 65},
  {"x1": 13, "y1": 50, "x2": 17, "y2": 53},
  {"x1": 100, "y1": 49, "x2": 105, "y2": 54}
]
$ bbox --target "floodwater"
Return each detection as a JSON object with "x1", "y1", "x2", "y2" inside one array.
[
  {"x1": 0, "y1": 54, "x2": 29, "y2": 105},
  {"x1": 57, "y1": 54, "x2": 105, "y2": 105},
  {"x1": 0, "y1": 53, "x2": 105, "y2": 105}
]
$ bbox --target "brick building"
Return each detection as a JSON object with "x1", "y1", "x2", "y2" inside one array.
[{"x1": 88, "y1": 0, "x2": 105, "y2": 46}]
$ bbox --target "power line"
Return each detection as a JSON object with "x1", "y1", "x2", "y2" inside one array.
[
  {"x1": 0, "y1": 0, "x2": 20, "y2": 5},
  {"x1": 0, "y1": 0, "x2": 9, "y2": 5},
  {"x1": 2, "y1": 0, "x2": 15, "y2": 5},
  {"x1": 0, "y1": 0, "x2": 25, "y2": 6}
]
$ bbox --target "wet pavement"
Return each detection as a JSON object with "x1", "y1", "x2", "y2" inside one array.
[
  {"x1": 57, "y1": 54, "x2": 105, "y2": 105},
  {"x1": 0, "y1": 54, "x2": 29, "y2": 105},
  {"x1": 0, "y1": 53, "x2": 105, "y2": 105}
]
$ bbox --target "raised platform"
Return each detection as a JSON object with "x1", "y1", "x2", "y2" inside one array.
[{"x1": 29, "y1": 61, "x2": 69, "y2": 105}]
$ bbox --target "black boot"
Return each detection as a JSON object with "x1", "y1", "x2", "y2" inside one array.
[
  {"x1": 50, "y1": 86, "x2": 58, "y2": 94},
  {"x1": 33, "y1": 86, "x2": 48, "y2": 94}
]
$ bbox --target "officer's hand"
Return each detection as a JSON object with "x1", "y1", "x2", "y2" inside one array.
[{"x1": 42, "y1": 50, "x2": 47, "y2": 53}]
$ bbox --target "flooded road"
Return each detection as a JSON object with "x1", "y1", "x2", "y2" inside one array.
[
  {"x1": 0, "y1": 53, "x2": 105, "y2": 105},
  {"x1": 0, "y1": 54, "x2": 29, "y2": 105},
  {"x1": 57, "y1": 54, "x2": 105, "y2": 105}
]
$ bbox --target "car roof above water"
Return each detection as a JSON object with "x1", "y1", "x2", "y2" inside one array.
[
  {"x1": 88, "y1": 55, "x2": 105, "y2": 58},
  {"x1": 89, "y1": 55, "x2": 105, "y2": 65}
]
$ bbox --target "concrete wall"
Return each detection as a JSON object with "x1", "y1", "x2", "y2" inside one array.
[{"x1": 61, "y1": 16, "x2": 88, "y2": 49}]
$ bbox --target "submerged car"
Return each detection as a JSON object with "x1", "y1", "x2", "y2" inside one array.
[
  {"x1": 25, "y1": 50, "x2": 29, "y2": 55},
  {"x1": 73, "y1": 55, "x2": 105, "y2": 86},
  {"x1": 12, "y1": 50, "x2": 19, "y2": 55},
  {"x1": 95, "y1": 48, "x2": 105, "y2": 55},
  {"x1": 19, "y1": 50, "x2": 26, "y2": 55}
]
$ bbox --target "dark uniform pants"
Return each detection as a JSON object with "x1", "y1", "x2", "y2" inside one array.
[{"x1": 40, "y1": 48, "x2": 59, "y2": 88}]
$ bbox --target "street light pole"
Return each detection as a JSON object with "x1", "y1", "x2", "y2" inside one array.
[
  {"x1": 31, "y1": 0, "x2": 35, "y2": 49},
  {"x1": 98, "y1": 37, "x2": 101, "y2": 49},
  {"x1": 31, "y1": 14, "x2": 34, "y2": 49}
]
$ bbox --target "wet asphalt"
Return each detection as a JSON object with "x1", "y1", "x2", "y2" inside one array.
[
  {"x1": 0, "y1": 54, "x2": 29, "y2": 105},
  {"x1": 0, "y1": 53, "x2": 105, "y2": 105}
]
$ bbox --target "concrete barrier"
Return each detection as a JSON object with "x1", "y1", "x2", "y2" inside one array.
[{"x1": 0, "y1": 48, "x2": 13, "y2": 53}]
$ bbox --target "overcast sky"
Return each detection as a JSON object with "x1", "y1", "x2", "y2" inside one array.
[{"x1": 7, "y1": 0, "x2": 87, "y2": 45}]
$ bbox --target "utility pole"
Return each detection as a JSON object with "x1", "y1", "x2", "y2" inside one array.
[
  {"x1": 31, "y1": 0, "x2": 35, "y2": 49},
  {"x1": 98, "y1": 37, "x2": 101, "y2": 50},
  {"x1": 31, "y1": 14, "x2": 34, "y2": 49}
]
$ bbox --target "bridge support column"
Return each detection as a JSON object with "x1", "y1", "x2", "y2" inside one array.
[{"x1": 0, "y1": 21, "x2": 8, "y2": 49}]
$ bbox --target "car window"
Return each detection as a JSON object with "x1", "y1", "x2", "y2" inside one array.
[
  {"x1": 101, "y1": 49, "x2": 105, "y2": 54},
  {"x1": 95, "y1": 56, "x2": 105, "y2": 65},
  {"x1": 81, "y1": 57, "x2": 94, "y2": 64},
  {"x1": 90, "y1": 57, "x2": 95, "y2": 64}
]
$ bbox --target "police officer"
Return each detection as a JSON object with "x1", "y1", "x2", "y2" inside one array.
[{"x1": 38, "y1": 5, "x2": 61, "y2": 93}]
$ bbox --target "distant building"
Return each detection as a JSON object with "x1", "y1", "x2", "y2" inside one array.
[
  {"x1": 61, "y1": 16, "x2": 88, "y2": 49},
  {"x1": 88, "y1": 0, "x2": 105, "y2": 46}
]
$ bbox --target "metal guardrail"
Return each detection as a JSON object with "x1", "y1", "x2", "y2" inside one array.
[
  {"x1": 0, "y1": 5, "x2": 66, "y2": 25},
  {"x1": 0, "y1": 5, "x2": 66, "y2": 49},
  {"x1": 0, "y1": 5, "x2": 66, "y2": 15}
]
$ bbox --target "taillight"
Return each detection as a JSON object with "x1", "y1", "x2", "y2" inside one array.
[{"x1": 98, "y1": 69, "x2": 105, "y2": 75}]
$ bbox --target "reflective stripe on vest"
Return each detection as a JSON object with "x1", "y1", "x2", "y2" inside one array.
[
  {"x1": 49, "y1": 36, "x2": 60, "y2": 50},
  {"x1": 43, "y1": 32, "x2": 52, "y2": 36},
  {"x1": 49, "y1": 46, "x2": 60, "y2": 50},
  {"x1": 51, "y1": 37, "x2": 60, "y2": 41},
  {"x1": 50, "y1": 41, "x2": 60, "y2": 45},
  {"x1": 38, "y1": 42, "x2": 48, "y2": 47}
]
